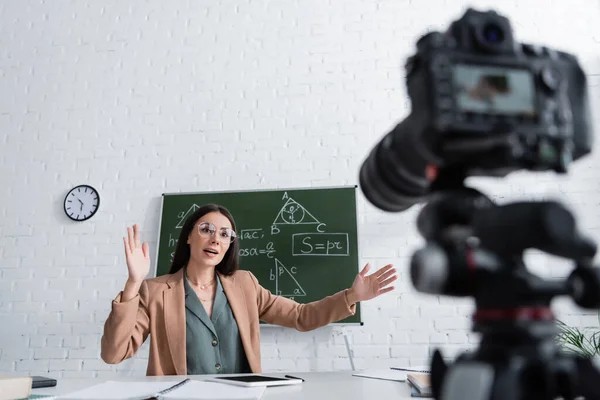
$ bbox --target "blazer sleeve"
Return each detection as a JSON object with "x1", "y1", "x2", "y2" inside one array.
[
  {"x1": 100, "y1": 280, "x2": 151, "y2": 364},
  {"x1": 247, "y1": 271, "x2": 356, "y2": 331}
]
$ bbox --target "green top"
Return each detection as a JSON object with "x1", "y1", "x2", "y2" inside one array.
[{"x1": 184, "y1": 271, "x2": 250, "y2": 374}]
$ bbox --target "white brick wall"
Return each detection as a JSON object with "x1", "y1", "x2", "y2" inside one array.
[{"x1": 1, "y1": 0, "x2": 599, "y2": 378}]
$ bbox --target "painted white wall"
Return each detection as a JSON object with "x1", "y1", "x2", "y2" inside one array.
[{"x1": 1, "y1": 0, "x2": 599, "y2": 378}]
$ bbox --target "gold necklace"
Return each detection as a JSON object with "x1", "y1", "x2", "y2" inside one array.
[
  {"x1": 187, "y1": 273, "x2": 215, "y2": 290},
  {"x1": 197, "y1": 290, "x2": 215, "y2": 303}
]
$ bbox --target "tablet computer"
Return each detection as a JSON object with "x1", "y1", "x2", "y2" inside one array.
[
  {"x1": 207, "y1": 374, "x2": 303, "y2": 387},
  {"x1": 31, "y1": 376, "x2": 57, "y2": 389}
]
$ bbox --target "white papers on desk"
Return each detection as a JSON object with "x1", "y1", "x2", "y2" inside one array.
[
  {"x1": 58, "y1": 380, "x2": 266, "y2": 400},
  {"x1": 352, "y1": 369, "x2": 409, "y2": 382}
]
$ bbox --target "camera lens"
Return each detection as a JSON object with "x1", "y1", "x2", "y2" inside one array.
[
  {"x1": 482, "y1": 23, "x2": 504, "y2": 44},
  {"x1": 359, "y1": 120, "x2": 431, "y2": 212}
]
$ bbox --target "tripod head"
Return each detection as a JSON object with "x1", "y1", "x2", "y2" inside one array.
[{"x1": 409, "y1": 171, "x2": 600, "y2": 399}]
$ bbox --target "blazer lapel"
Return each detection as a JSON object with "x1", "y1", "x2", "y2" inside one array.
[
  {"x1": 219, "y1": 273, "x2": 254, "y2": 366},
  {"x1": 163, "y1": 268, "x2": 186, "y2": 375}
]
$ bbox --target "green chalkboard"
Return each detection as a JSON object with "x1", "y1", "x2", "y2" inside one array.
[{"x1": 155, "y1": 186, "x2": 361, "y2": 325}]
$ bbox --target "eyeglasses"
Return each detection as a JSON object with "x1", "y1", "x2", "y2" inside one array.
[{"x1": 197, "y1": 222, "x2": 237, "y2": 244}]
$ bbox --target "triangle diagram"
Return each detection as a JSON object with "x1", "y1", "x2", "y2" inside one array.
[
  {"x1": 176, "y1": 204, "x2": 201, "y2": 228},
  {"x1": 275, "y1": 258, "x2": 306, "y2": 297},
  {"x1": 272, "y1": 197, "x2": 320, "y2": 225}
]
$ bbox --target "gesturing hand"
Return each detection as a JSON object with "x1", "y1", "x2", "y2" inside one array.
[
  {"x1": 350, "y1": 263, "x2": 397, "y2": 302},
  {"x1": 123, "y1": 224, "x2": 150, "y2": 284}
]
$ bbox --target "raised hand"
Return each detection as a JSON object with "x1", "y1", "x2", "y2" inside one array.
[
  {"x1": 350, "y1": 263, "x2": 397, "y2": 302},
  {"x1": 123, "y1": 224, "x2": 150, "y2": 284}
]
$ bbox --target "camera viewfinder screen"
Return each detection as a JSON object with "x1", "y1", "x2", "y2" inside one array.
[{"x1": 453, "y1": 64, "x2": 536, "y2": 116}]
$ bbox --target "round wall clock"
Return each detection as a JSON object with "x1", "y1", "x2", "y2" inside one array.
[{"x1": 64, "y1": 184, "x2": 100, "y2": 221}]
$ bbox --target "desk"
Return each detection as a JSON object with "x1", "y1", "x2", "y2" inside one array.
[{"x1": 32, "y1": 371, "x2": 416, "y2": 399}]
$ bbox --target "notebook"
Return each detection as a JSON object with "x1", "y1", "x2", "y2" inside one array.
[
  {"x1": 409, "y1": 384, "x2": 433, "y2": 398},
  {"x1": 406, "y1": 373, "x2": 432, "y2": 397},
  {"x1": 58, "y1": 379, "x2": 266, "y2": 400}
]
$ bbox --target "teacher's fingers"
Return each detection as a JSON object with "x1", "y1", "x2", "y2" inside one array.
[
  {"x1": 378, "y1": 286, "x2": 395, "y2": 295},
  {"x1": 134, "y1": 224, "x2": 141, "y2": 248},
  {"x1": 375, "y1": 264, "x2": 394, "y2": 277},
  {"x1": 379, "y1": 276, "x2": 398, "y2": 289},
  {"x1": 127, "y1": 226, "x2": 135, "y2": 251},
  {"x1": 377, "y1": 268, "x2": 397, "y2": 282},
  {"x1": 359, "y1": 263, "x2": 371, "y2": 277},
  {"x1": 123, "y1": 236, "x2": 131, "y2": 256},
  {"x1": 142, "y1": 242, "x2": 150, "y2": 259}
]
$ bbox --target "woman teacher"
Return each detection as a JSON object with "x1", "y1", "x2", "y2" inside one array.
[{"x1": 101, "y1": 204, "x2": 397, "y2": 376}]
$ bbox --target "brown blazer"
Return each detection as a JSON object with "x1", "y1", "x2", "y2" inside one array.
[{"x1": 101, "y1": 268, "x2": 356, "y2": 376}]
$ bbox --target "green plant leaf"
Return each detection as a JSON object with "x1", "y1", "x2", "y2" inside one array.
[{"x1": 555, "y1": 319, "x2": 600, "y2": 359}]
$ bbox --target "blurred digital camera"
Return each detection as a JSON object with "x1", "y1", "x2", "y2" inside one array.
[{"x1": 360, "y1": 8, "x2": 593, "y2": 212}]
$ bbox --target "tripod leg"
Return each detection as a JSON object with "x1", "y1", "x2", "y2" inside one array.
[
  {"x1": 431, "y1": 349, "x2": 448, "y2": 399},
  {"x1": 574, "y1": 357, "x2": 600, "y2": 399}
]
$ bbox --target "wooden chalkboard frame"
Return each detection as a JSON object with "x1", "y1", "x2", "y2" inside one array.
[{"x1": 155, "y1": 186, "x2": 363, "y2": 326}]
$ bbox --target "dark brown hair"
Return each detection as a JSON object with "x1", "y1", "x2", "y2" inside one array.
[{"x1": 168, "y1": 204, "x2": 239, "y2": 276}]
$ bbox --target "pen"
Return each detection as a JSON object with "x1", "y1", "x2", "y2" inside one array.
[
  {"x1": 285, "y1": 374, "x2": 305, "y2": 382},
  {"x1": 390, "y1": 367, "x2": 430, "y2": 373},
  {"x1": 144, "y1": 378, "x2": 191, "y2": 400}
]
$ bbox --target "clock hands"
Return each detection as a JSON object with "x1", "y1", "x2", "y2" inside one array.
[{"x1": 66, "y1": 185, "x2": 100, "y2": 222}]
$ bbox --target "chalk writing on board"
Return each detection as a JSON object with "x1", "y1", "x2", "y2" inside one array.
[
  {"x1": 240, "y1": 228, "x2": 264, "y2": 240},
  {"x1": 272, "y1": 195, "x2": 321, "y2": 225},
  {"x1": 271, "y1": 258, "x2": 306, "y2": 297},
  {"x1": 239, "y1": 241, "x2": 276, "y2": 258},
  {"x1": 292, "y1": 233, "x2": 350, "y2": 256},
  {"x1": 176, "y1": 204, "x2": 201, "y2": 228}
]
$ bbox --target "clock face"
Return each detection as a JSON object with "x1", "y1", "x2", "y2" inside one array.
[{"x1": 64, "y1": 185, "x2": 100, "y2": 221}]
